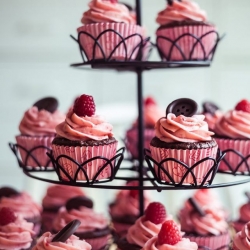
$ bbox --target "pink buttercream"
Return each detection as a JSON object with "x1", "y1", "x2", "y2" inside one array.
[
  {"x1": 0, "y1": 192, "x2": 41, "y2": 220},
  {"x1": 55, "y1": 110, "x2": 114, "y2": 141},
  {"x1": 214, "y1": 110, "x2": 250, "y2": 139},
  {"x1": 203, "y1": 110, "x2": 223, "y2": 131},
  {"x1": 155, "y1": 113, "x2": 214, "y2": 143},
  {"x1": 126, "y1": 215, "x2": 173, "y2": 247},
  {"x1": 233, "y1": 222, "x2": 250, "y2": 250},
  {"x1": 81, "y1": 0, "x2": 135, "y2": 24},
  {"x1": 239, "y1": 203, "x2": 250, "y2": 223},
  {"x1": 19, "y1": 106, "x2": 65, "y2": 136},
  {"x1": 33, "y1": 232, "x2": 91, "y2": 250},
  {"x1": 42, "y1": 185, "x2": 85, "y2": 209},
  {"x1": 156, "y1": 0, "x2": 207, "y2": 26},
  {"x1": 0, "y1": 216, "x2": 35, "y2": 250},
  {"x1": 53, "y1": 207, "x2": 108, "y2": 233},
  {"x1": 142, "y1": 235, "x2": 198, "y2": 250}
]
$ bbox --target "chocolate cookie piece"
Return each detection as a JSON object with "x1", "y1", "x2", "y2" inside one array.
[
  {"x1": 202, "y1": 101, "x2": 220, "y2": 115},
  {"x1": 0, "y1": 187, "x2": 20, "y2": 199},
  {"x1": 66, "y1": 196, "x2": 93, "y2": 211},
  {"x1": 33, "y1": 97, "x2": 58, "y2": 113},
  {"x1": 52, "y1": 219, "x2": 81, "y2": 242}
]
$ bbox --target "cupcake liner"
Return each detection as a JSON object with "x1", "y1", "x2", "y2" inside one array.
[
  {"x1": 156, "y1": 25, "x2": 217, "y2": 61},
  {"x1": 15, "y1": 135, "x2": 54, "y2": 168},
  {"x1": 149, "y1": 145, "x2": 218, "y2": 184},
  {"x1": 84, "y1": 234, "x2": 111, "y2": 250},
  {"x1": 126, "y1": 128, "x2": 155, "y2": 159},
  {"x1": 185, "y1": 232, "x2": 230, "y2": 250},
  {"x1": 77, "y1": 23, "x2": 145, "y2": 61},
  {"x1": 215, "y1": 138, "x2": 250, "y2": 173},
  {"x1": 52, "y1": 142, "x2": 118, "y2": 181}
]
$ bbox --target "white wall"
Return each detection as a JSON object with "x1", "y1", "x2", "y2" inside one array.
[{"x1": 1, "y1": 0, "x2": 250, "y2": 218}]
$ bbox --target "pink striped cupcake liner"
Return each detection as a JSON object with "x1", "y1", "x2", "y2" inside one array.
[
  {"x1": 77, "y1": 23, "x2": 144, "y2": 61},
  {"x1": 149, "y1": 145, "x2": 218, "y2": 184},
  {"x1": 184, "y1": 232, "x2": 230, "y2": 250},
  {"x1": 15, "y1": 135, "x2": 54, "y2": 168},
  {"x1": 156, "y1": 25, "x2": 217, "y2": 61},
  {"x1": 215, "y1": 138, "x2": 250, "y2": 173},
  {"x1": 52, "y1": 142, "x2": 118, "y2": 181}
]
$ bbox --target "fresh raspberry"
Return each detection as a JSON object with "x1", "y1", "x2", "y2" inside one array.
[
  {"x1": 235, "y1": 99, "x2": 250, "y2": 113},
  {"x1": 73, "y1": 94, "x2": 96, "y2": 117},
  {"x1": 0, "y1": 207, "x2": 16, "y2": 226},
  {"x1": 158, "y1": 220, "x2": 182, "y2": 246},
  {"x1": 129, "y1": 189, "x2": 139, "y2": 199},
  {"x1": 144, "y1": 97, "x2": 156, "y2": 106},
  {"x1": 145, "y1": 202, "x2": 167, "y2": 224}
]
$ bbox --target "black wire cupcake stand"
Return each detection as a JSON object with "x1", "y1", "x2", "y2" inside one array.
[{"x1": 8, "y1": 1, "x2": 250, "y2": 249}]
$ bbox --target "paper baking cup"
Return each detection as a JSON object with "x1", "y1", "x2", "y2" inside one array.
[
  {"x1": 156, "y1": 25, "x2": 217, "y2": 61},
  {"x1": 52, "y1": 142, "x2": 118, "y2": 181},
  {"x1": 150, "y1": 145, "x2": 218, "y2": 184},
  {"x1": 185, "y1": 232, "x2": 230, "y2": 250},
  {"x1": 126, "y1": 128, "x2": 155, "y2": 159},
  {"x1": 77, "y1": 23, "x2": 144, "y2": 61},
  {"x1": 84, "y1": 234, "x2": 111, "y2": 250},
  {"x1": 15, "y1": 135, "x2": 54, "y2": 168},
  {"x1": 215, "y1": 138, "x2": 250, "y2": 173}
]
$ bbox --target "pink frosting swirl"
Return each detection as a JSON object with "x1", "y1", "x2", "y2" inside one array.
[
  {"x1": 0, "y1": 192, "x2": 41, "y2": 220},
  {"x1": 55, "y1": 110, "x2": 114, "y2": 141},
  {"x1": 239, "y1": 203, "x2": 250, "y2": 222},
  {"x1": 19, "y1": 106, "x2": 65, "y2": 136},
  {"x1": 0, "y1": 216, "x2": 35, "y2": 250},
  {"x1": 155, "y1": 113, "x2": 214, "y2": 143},
  {"x1": 214, "y1": 110, "x2": 250, "y2": 139},
  {"x1": 81, "y1": 0, "x2": 135, "y2": 24},
  {"x1": 42, "y1": 185, "x2": 85, "y2": 209},
  {"x1": 33, "y1": 232, "x2": 91, "y2": 250},
  {"x1": 156, "y1": 0, "x2": 207, "y2": 26},
  {"x1": 142, "y1": 235, "x2": 198, "y2": 250},
  {"x1": 203, "y1": 110, "x2": 223, "y2": 131},
  {"x1": 233, "y1": 222, "x2": 250, "y2": 250},
  {"x1": 53, "y1": 207, "x2": 108, "y2": 233}
]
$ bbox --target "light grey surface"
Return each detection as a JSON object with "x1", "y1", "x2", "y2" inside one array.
[{"x1": 0, "y1": 0, "x2": 250, "y2": 219}]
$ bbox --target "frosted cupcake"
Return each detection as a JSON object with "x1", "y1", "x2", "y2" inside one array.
[
  {"x1": 15, "y1": 97, "x2": 65, "y2": 168},
  {"x1": 52, "y1": 196, "x2": 110, "y2": 250},
  {"x1": 126, "y1": 96, "x2": 164, "y2": 159},
  {"x1": 214, "y1": 99, "x2": 250, "y2": 173},
  {"x1": 232, "y1": 221, "x2": 250, "y2": 250},
  {"x1": 142, "y1": 220, "x2": 198, "y2": 250},
  {"x1": 52, "y1": 94, "x2": 118, "y2": 181},
  {"x1": 0, "y1": 207, "x2": 35, "y2": 250},
  {"x1": 77, "y1": 0, "x2": 145, "y2": 61},
  {"x1": 109, "y1": 181, "x2": 151, "y2": 238},
  {"x1": 0, "y1": 187, "x2": 42, "y2": 236},
  {"x1": 149, "y1": 98, "x2": 218, "y2": 184},
  {"x1": 156, "y1": 0, "x2": 218, "y2": 61},
  {"x1": 41, "y1": 185, "x2": 85, "y2": 232}
]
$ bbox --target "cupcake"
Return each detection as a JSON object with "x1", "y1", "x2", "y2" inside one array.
[
  {"x1": 142, "y1": 220, "x2": 198, "y2": 250},
  {"x1": 156, "y1": 0, "x2": 218, "y2": 61},
  {"x1": 0, "y1": 187, "x2": 42, "y2": 236},
  {"x1": 109, "y1": 181, "x2": 151, "y2": 238},
  {"x1": 41, "y1": 185, "x2": 85, "y2": 233},
  {"x1": 33, "y1": 220, "x2": 92, "y2": 250},
  {"x1": 52, "y1": 94, "x2": 118, "y2": 182},
  {"x1": 149, "y1": 98, "x2": 218, "y2": 185},
  {"x1": 214, "y1": 99, "x2": 250, "y2": 173},
  {"x1": 232, "y1": 221, "x2": 250, "y2": 250},
  {"x1": 0, "y1": 207, "x2": 35, "y2": 250},
  {"x1": 52, "y1": 196, "x2": 110, "y2": 250},
  {"x1": 125, "y1": 96, "x2": 164, "y2": 159},
  {"x1": 15, "y1": 97, "x2": 65, "y2": 168},
  {"x1": 116, "y1": 202, "x2": 175, "y2": 250},
  {"x1": 179, "y1": 197, "x2": 230, "y2": 250},
  {"x1": 77, "y1": 0, "x2": 145, "y2": 61}
]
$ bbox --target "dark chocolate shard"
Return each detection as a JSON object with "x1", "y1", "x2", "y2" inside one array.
[
  {"x1": 52, "y1": 219, "x2": 81, "y2": 243},
  {"x1": 33, "y1": 97, "x2": 58, "y2": 113},
  {"x1": 0, "y1": 187, "x2": 20, "y2": 199},
  {"x1": 202, "y1": 101, "x2": 220, "y2": 115},
  {"x1": 166, "y1": 98, "x2": 198, "y2": 117},
  {"x1": 188, "y1": 197, "x2": 205, "y2": 217},
  {"x1": 66, "y1": 196, "x2": 93, "y2": 211}
]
